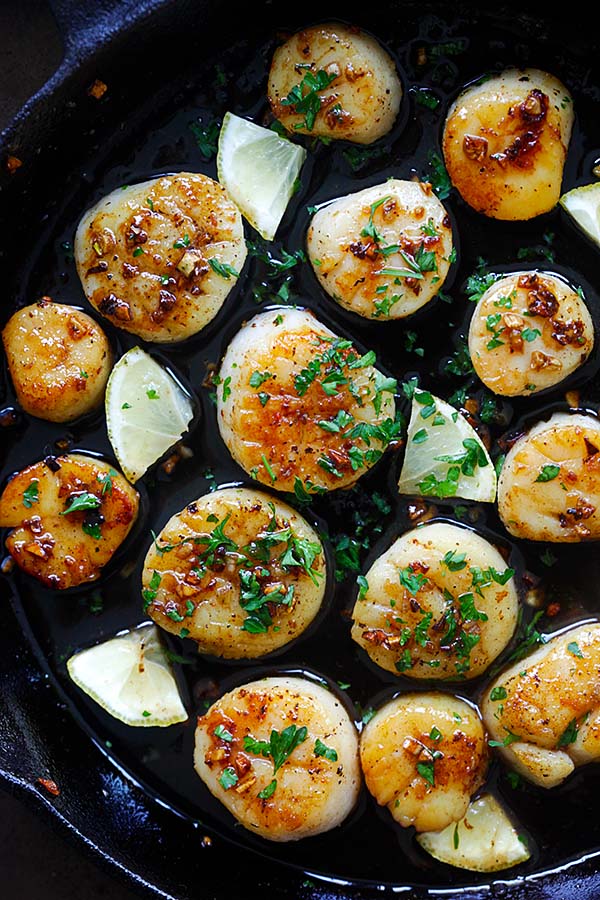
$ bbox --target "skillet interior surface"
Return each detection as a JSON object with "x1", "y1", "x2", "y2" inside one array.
[{"x1": 3, "y1": 0, "x2": 600, "y2": 896}]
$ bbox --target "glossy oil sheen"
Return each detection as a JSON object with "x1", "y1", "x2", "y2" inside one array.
[{"x1": 2, "y1": 3, "x2": 600, "y2": 891}]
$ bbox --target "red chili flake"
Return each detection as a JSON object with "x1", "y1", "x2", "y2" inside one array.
[{"x1": 37, "y1": 776, "x2": 60, "y2": 796}]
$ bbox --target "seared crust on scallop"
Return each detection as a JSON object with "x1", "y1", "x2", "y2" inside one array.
[
  {"x1": 443, "y1": 68, "x2": 574, "y2": 220},
  {"x1": 351, "y1": 522, "x2": 519, "y2": 680},
  {"x1": 497, "y1": 412, "x2": 600, "y2": 542},
  {"x1": 482, "y1": 622, "x2": 600, "y2": 788},
  {"x1": 194, "y1": 675, "x2": 361, "y2": 841},
  {"x1": 468, "y1": 271, "x2": 594, "y2": 397},
  {"x1": 74, "y1": 172, "x2": 247, "y2": 342},
  {"x1": 0, "y1": 453, "x2": 139, "y2": 589},
  {"x1": 2, "y1": 298, "x2": 112, "y2": 423},
  {"x1": 268, "y1": 22, "x2": 402, "y2": 145},
  {"x1": 360, "y1": 692, "x2": 489, "y2": 833},
  {"x1": 216, "y1": 307, "x2": 398, "y2": 494},
  {"x1": 142, "y1": 487, "x2": 326, "y2": 658},
  {"x1": 307, "y1": 180, "x2": 453, "y2": 320}
]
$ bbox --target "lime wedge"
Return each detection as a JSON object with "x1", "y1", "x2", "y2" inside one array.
[
  {"x1": 66, "y1": 623, "x2": 187, "y2": 727},
  {"x1": 397, "y1": 390, "x2": 496, "y2": 502},
  {"x1": 105, "y1": 346, "x2": 194, "y2": 483},
  {"x1": 417, "y1": 794, "x2": 531, "y2": 872},
  {"x1": 217, "y1": 111, "x2": 306, "y2": 240},
  {"x1": 560, "y1": 182, "x2": 600, "y2": 246}
]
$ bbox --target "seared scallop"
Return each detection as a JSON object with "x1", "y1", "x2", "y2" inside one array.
[
  {"x1": 268, "y1": 22, "x2": 402, "y2": 145},
  {"x1": 0, "y1": 453, "x2": 139, "y2": 589},
  {"x1": 2, "y1": 298, "x2": 112, "y2": 422},
  {"x1": 360, "y1": 692, "x2": 489, "y2": 833},
  {"x1": 482, "y1": 621, "x2": 600, "y2": 788},
  {"x1": 216, "y1": 307, "x2": 398, "y2": 495},
  {"x1": 74, "y1": 172, "x2": 247, "y2": 342},
  {"x1": 307, "y1": 180, "x2": 454, "y2": 320},
  {"x1": 443, "y1": 68, "x2": 574, "y2": 220},
  {"x1": 351, "y1": 521, "x2": 519, "y2": 680},
  {"x1": 468, "y1": 271, "x2": 593, "y2": 396},
  {"x1": 194, "y1": 675, "x2": 361, "y2": 841},
  {"x1": 142, "y1": 487, "x2": 326, "y2": 658},
  {"x1": 497, "y1": 412, "x2": 600, "y2": 542}
]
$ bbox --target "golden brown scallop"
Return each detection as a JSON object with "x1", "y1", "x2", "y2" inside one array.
[
  {"x1": 307, "y1": 179, "x2": 454, "y2": 320},
  {"x1": 443, "y1": 68, "x2": 574, "y2": 220},
  {"x1": 216, "y1": 307, "x2": 398, "y2": 495},
  {"x1": 268, "y1": 22, "x2": 402, "y2": 144},
  {"x1": 194, "y1": 675, "x2": 361, "y2": 841},
  {"x1": 351, "y1": 521, "x2": 519, "y2": 680},
  {"x1": 468, "y1": 271, "x2": 593, "y2": 396},
  {"x1": 142, "y1": 487, "x2": 327, "y2": 658},
  {"x1": 360, "y1": 692, "x2": 489, "y2": 833},
  {"x1": 74, "y1": 172, "x2": 247, "y2": 342},
  {"x1": 482, "y1": 622, "x2": 600, "y2": 788},
  {"x1": 497, "y1": 412, "x2": 600, "y2": 542},
  {"x1": 2, "y1": 298, "x2": 112, "y2": 422},
  {"x1": 0, "y1": 453, "x2": 139, "y2": 589}
]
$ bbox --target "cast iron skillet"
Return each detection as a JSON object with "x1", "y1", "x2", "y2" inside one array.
[{"x1": 3, "y1": 1, "x2": 600, "y2": 897}]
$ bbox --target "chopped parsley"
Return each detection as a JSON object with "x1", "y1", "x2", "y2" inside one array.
[
  {"x1": 280, "y1": 68, "x2": 339, "y2": 130},
  {"x1": 314, "y1": 738, "x2": 338, "y2": 761},
  {"x1": 535, "y1": 464, "x2": 560, "y2": 483},
  {"x1": 60, "y1": 492, "x2": 101, "y2": 515},
  {"x1": 22, "y1": 480, "x2": 39, "y2": 508},
  {"x1": 243, "y1": 724, "x2": 308, "y2": 796},
  {"x1": 209, "y1": 258, "x2": 239, "y2": 279}
]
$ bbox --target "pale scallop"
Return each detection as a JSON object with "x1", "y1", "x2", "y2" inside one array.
[
  {"x1": 194, "y1": 675, "x2": 361, "y2": 841},
  {"x1": 443, "y1": 68, "x2": 574, "y2": 220},
  {"x1": 468, "y1": 271, "x2": 593, "y2": 396},
  {"x1": 2, "y1": 298, "x2": 112, "y2": 423},
  {"x1": 482, "y1": 622, "x2": 600, "y2": 788},
  {"x1": 497, "y1": 412, "x2": 600, "y2": 542},
  {"x1": 268, "y1": 22, "x2": 402, "y2": 145},
  {"x1": 74, "y1": 172, "x2": 247, "y2": 342},
  {"x1": 216, "y1": 307, "x2": 397, "y2": 495},
  {"x1": 142, "y1": 487, "x2": 326, "y2": 658},
  {"x1": 0, "y1": 453, "x2": 139, "y2": 589},
  {"x1": 307, "y1": 180, "x2": 453, "y2": 320},
  {"x1": 360, "y1": 692, "x2": 489, "y2": 833},
  {"x1": 351, "y1": 521, "x2": 519, "y2": 680}
]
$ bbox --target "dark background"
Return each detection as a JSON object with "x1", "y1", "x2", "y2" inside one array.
[{"x1": 1, "y1": 3, "x2": 140, "y2": 898}]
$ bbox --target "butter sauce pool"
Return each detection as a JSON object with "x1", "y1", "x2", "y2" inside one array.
[{"x1": 3, "y1": 6, "x2": 600, "y2": 889}]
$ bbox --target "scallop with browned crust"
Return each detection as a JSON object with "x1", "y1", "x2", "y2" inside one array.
[
  {"x1": 360, "y1": 692, "x2": 489, "y2": 833},
  {"x1": 0, "y1": 453, "x2": 139, "y2": 589},
  {"x1": 194, "y1": 675, "x2": 361, "y2": 841},
  {"x1": 482, "y1": 622, "x2": 600, "y2": 788},
  {"x1": 268, "y1": 22, "x2": 402, "y2": 145},
  {"x1": 216, "y1": 307, "x2": 399, "y2": 495},
  {"x1": 307, "y1": 179, "x2": 454, "y2": 320},
  {"x1": 74, "y1": 172, "x2": 247, "y2": 342},
  {"x1": 497, "y1": 412, "x2": 600, "y2": 542},
  {"x1": 142, "y1": 487, "x2": 326, "y2": 658},
  {"x1": 351, "y1": 521, "x2": 519, "y2": 681},
  {"x1": 2, "y1": 298, "x2": 112, "y2": 423},
  {"x1": 468, "y1": 271, "x2": 594, "y2": 396},
  {"x1": 443, "y1": 68, "x2": 574, "y2": 220}
]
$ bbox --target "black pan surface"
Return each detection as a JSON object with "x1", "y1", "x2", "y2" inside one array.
[{"x1": 3, "y1": 1, "x2": 600, "y2": 897}]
